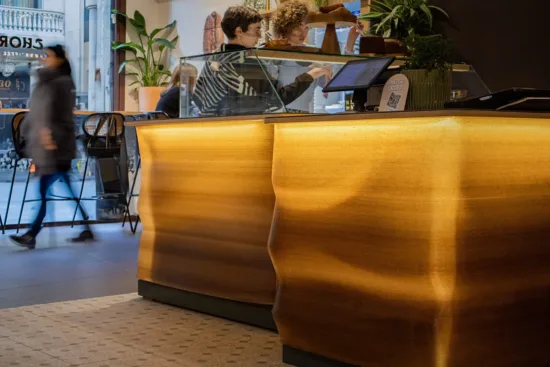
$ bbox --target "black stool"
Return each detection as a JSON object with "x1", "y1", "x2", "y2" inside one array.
[
  {"x1": 122, "y1": 112, "x2": 169, "y2": 234},
  {"x1": 10, "y1": 112, "x2": 88, "y2": 233},
  {"x1": 3, "y1": 112, "x2": 28, "y2": 233},
  {"x1": 72, "y1": 113, "x2": 129, "y2": 226}
]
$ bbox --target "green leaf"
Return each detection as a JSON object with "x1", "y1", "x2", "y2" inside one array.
[
  {"x1": 112, "y1": 42, "x2": 146, "y2": 55},
  {"x1": 158, "y1": 70, "x2": 171, "y2": 77},
  {"x1": 420, "y1": 4, "x2": 433, "y2": 27},
  {"x1": 117, "y1": 59, "x2": 143, "y2": 74},
  {"x1": 383, "y1": 28, "x2": 392, "y2": 38},
  {"x1": 429, "y1": 5, "x2": 449, "y2": 19},
  {"x1": 377, "y1": 5, "x2": 402, "y2": 31},
  {"x1": 151, "y1": 20, "x2": 177, "y2": 39},
  {"x1": 133, "y1": 10, "x2": 146, "y2": 31},
  {"x1": 372, "y1": 0, "x2": 393, "y2": 11},
  {"x1": 111, "y1": 9, "x2": 129, "y2": 19},
  {"x1": 153, "y1": 38, "x2": 176, "y2": 49},
  {"x1": 360, "y1": 12, "x2": 384, "y2": 20}
]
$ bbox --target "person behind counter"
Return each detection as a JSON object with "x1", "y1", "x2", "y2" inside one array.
[
  {"x1": 156, "y1": 64, "x2": 198, "y2": 118},
  {"x1": 271, "y1": 0, "x2": 326, "y2": 113},
  {"x1": 272, "y1": 0, "x2": 309, "y2": 47},
  {"x1": 193, "y1": 6, "x2": 331, "y2": 116}
]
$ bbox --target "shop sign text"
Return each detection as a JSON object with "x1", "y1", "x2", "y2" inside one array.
[{"x1": 0, "y1": 36, "x2": 44, "y2": 50}]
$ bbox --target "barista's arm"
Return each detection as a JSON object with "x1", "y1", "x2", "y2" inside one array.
[
  {"x1": 274, "y1": 67, "x2": 332, "y2": 105},
  {"x1": 275, "y1": 73, "x2": 314, "y2": 105}
]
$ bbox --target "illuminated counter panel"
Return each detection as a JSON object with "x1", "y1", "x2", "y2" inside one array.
[
  {"x1": 267, "y1": 112, "x2": 550, "y2": 367},
  {"x1": 128, "y1": 117, "x2": 277, "y2": 329}
]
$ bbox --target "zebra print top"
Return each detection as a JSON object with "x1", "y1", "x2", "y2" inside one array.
[{"x1": 193, "y1": 44, "x2": 313, "y2": 117}]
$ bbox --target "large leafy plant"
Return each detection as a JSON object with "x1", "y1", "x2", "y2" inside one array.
[
  {"x1": 112, "y1": 10, "x2": 179, "y2": 90},
  {"x1": 402, "y1": 33, "x2": 452, "y2": 71},
  {"x1": 360, "y1": 0, "x2": 448, "y2": 39}
]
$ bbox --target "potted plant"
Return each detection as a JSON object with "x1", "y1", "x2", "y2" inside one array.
[
  {"x1": 359, "y1": 0, "x2": 448, "y2": 55},
  {"x1": 401, "y1": 33, "x2": 453, "y2": 110},
  {"x1": 112, "y1": 10, "x2": 179, "y2": 112}
]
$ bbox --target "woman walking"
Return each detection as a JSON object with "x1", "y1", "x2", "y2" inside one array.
[{"x1": 10, "y1": 45, "x2": 94, "y2": 249}]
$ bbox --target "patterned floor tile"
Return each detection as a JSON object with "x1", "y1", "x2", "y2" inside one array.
[
  {"x1": 0, "y1": 348, "x2": 71, "y2": 366},
  {"x1": 0, "y1": 294, "x2": 289, "y2": 367}
]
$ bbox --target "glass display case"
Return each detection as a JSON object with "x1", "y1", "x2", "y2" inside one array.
[{"x1": 180, "y1": 48, "x2": 489, "y2": 118}]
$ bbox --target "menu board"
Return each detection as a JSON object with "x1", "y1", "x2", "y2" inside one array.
[{"x1": 0, "y1": 73, "x2": 30, "y2": 100}]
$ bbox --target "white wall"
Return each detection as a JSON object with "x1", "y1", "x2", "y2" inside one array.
[
  {"x1": 41, "y1": 0, "x2": 64, "y2": 12},
  {"x1": 124, "y1": 0, "x2": 170, "y2": 111},
  {"x1": 63, "y1": 0, "x2": 84, "y2": 93},
  {"x1": 167, "y1": 0, "x2": 238, "y2": 58},
  {"x1": 123, "y1": 0, "x2": 241, "y2": 111}
]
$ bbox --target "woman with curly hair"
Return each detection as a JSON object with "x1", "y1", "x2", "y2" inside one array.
[{"x1": 272, "y1": 0, "x2": 310, "y2": 46}]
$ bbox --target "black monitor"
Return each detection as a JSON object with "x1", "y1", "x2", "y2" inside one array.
[{"x1": 322, "y1": 57, "x2": 395, "y2": 93}]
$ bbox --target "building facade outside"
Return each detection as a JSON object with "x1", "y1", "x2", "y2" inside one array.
[
  {"x1": 0, "y1": 0, "x2": 113, "y2": 111},
  {"x1": 0, "y1": 0, "x2": 116, "y2": 226}
]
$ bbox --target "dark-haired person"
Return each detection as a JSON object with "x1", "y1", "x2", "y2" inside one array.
[
  {"x1": 10, "y1": 45, "x2": 94, "y2": 249},
  {"x1": 193, "y1": 6, "x2": 331, "y2": 116}
]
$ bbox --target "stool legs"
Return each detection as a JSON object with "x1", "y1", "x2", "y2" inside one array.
[
  {"x1": 123, "y1": 157, "x2": 140, "y2": 234},
  {"x1": 72, "y1": 157, "x2": 89, "y2": 228},
  {"x1": 3, "y1": 159, "x2": 19, "y2": 233},
  {"x1": 16, "y1": 168, "x2": 32, "y2": 234}
]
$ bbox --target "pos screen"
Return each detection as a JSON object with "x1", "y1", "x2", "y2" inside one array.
[{"x1": 322, "y1": 57, "x2": 395, "y2": 93}]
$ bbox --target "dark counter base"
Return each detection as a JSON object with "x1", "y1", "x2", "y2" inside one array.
[
  {"x1": 138, "y1": 280, "x2": 277, "y2": 331},
  {"x1": 283, "y1": 345, "x2": 358, "y2": 367}
]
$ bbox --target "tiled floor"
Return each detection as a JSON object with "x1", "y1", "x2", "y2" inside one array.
[
  {"x1": 0, "y1": 224, "x2": 138, "y2": 308},
  {"x1": 0, "y1": 293, "x2": 286, "y2": 367},
  {"x1": 0, "y1": 224, "x2": 287, "y2": 366}
]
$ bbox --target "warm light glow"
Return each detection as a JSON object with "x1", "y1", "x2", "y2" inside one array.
[
  {"x1": 134, "y1": 118, "x2": 276, "y2": 305},
  {"x1": 269, "y1": 114, "x2": 550, "y2": 367}
]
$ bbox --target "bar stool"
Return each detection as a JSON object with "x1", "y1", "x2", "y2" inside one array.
[
  {"x1": 11, "y1": 113, "x2": 88, "y2": 233},
  {"x1": 3, "y1": 112, "x2": 28, "y2": 233},
  {"x1": 122, "y1": 112, "x2": 169, "y2": 234},
  {"x1": 72, "y1": 113, "x2": 128, "y2": 226}
]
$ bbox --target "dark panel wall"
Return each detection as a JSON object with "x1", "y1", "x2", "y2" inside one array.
[{"x1": 434, "y1": 0, "x2": 550, "y2": 92}]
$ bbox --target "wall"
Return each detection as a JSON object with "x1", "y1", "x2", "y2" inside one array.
[
  {"x1": 168, "y1": 0, "x2": 238, "y2": 58},
  {"x1": 434, "y1": 0, "x2": 550, "y2": 92},
  {"x1": 63, "y1": 0, "x2": 84, "y2": 94},
  {"x1": 124, "y1": 0, "x2": 239, "y2": 111},
  {"x1": 124, "y1": 0, "x2": 170, "y2": 111},
  {"x1": 41, "y1": 0, "x2": 63, "y2": 12}
]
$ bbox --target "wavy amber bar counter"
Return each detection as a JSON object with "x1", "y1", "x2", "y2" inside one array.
[
  {"x1": 126, "y1": 115, "x2": 277, "y2": 329},
  {"x1": 266, "y1": 111, "x2": 550, "y2": 367}
]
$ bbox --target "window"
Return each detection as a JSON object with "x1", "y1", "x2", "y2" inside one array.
[
  {"x1": 0, "y1": 0, "x2": 122, "y2": 227},
  {"x1": 0, "y1": 0, "x2": 42, "y2": 8}
]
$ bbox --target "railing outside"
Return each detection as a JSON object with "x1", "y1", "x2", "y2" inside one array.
[{"x1": 0, "y1": 5, "x2": 64, "y2": 34}]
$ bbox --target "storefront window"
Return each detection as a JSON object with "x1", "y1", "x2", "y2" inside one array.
[
  {"x1": 0, "y1": 0, "x2": 42, "y2": 8},
  {"x1": 0, "y1": 0, "x2": 120, "y2": 226}
]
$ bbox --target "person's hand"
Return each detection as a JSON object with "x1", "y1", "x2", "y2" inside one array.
[
  {"x1": 307, "y1": 66, "x2": 333, "y2": 80},
  {"x1": 344, "y1": 21, "x2": 366, "y2": 54},
  {"x1": 40, "y1": 127, "x2": 57, "y2": 151}
]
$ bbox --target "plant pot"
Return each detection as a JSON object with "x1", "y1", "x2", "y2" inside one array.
[
  {"x1": 138, "y1": 87, "x2": 164, "y2": 112},
  {"x1": 384, "y1": 38, "x2": 407, "y2": 56},
  {"x1": 359, "y1": 35, "x2": 386, "y2": 56},
  {"x1": 402, "y1": 69, "x2": 452, "y2": 111}
]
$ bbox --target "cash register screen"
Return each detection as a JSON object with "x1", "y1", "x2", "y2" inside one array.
[{"x1": 322, "y1": 57, "x2": 395, "y2": 93}]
